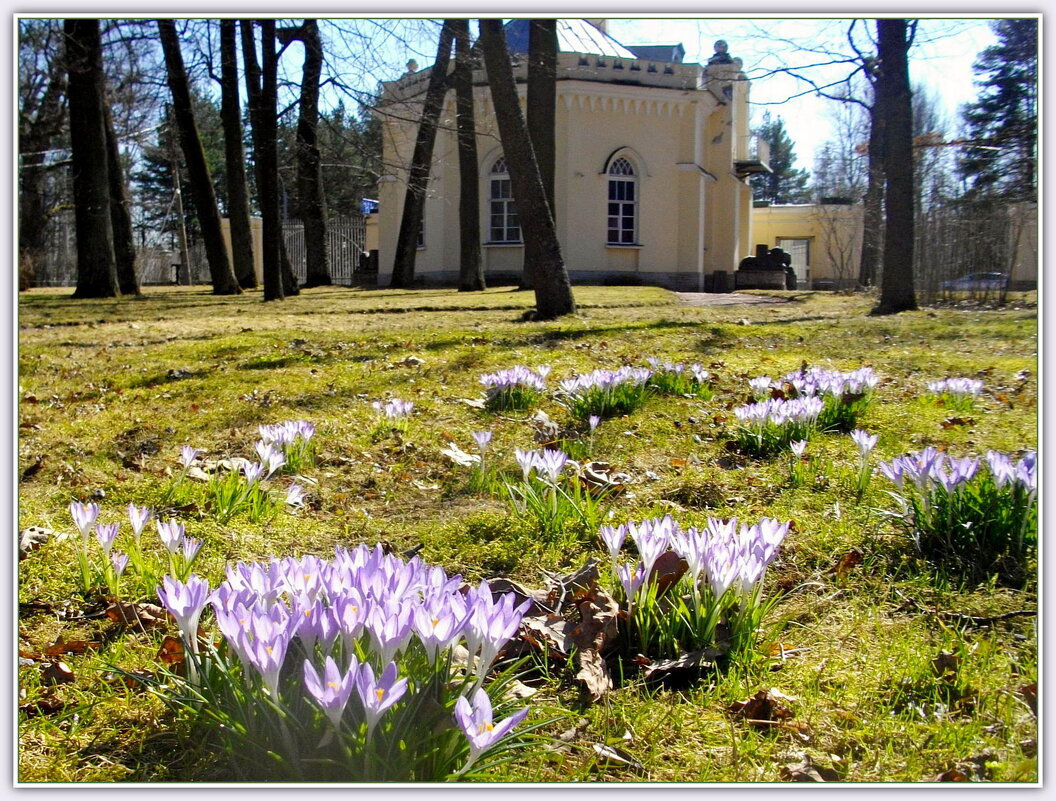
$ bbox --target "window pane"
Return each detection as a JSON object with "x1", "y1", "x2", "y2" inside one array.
[{"x1": 622, "y1": 230, "x2": 634, "y2": 243}]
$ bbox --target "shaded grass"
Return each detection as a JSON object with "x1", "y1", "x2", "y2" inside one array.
[{"x1": 17, "y1": 286, "x2": 1037, "y2": 783}]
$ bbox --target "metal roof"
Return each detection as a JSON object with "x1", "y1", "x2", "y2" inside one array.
[{"x1": 502, "y1": 19, "x2": 640, "y2": 60}]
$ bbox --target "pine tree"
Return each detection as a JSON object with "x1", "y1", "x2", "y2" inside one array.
[
  {"x1": 750, "y1": 112, "x2": 811, "y2": 204},
  {"x1": 959, "y1": 18, "x2": 1037, "y2": 202}
]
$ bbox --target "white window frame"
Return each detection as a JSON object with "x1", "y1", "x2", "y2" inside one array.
[
  {"x1": 607, "y1": 157, "x2": 638, "y2": 245},
  {"x1": 488, "y1": 157, "x2": 521, "y2": 244}
]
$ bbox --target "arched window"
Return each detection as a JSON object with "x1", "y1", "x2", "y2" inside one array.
[
  {"x1": 607, "y1": 157, "x2": 637, "y2": 245},
  {"x1": 489, "y1": 157, "x2": 521, "y2": 243}
]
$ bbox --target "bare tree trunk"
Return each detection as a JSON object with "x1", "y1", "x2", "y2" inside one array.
[
  {"x1": 452, "y1": 19, "x2": 484, "y2": 292},
  {"x1": 522, "y1": 19, "x2": 557, "y2": 290},
  {"x1": 64, "y1": 18, "x2": 119, "y2": 298},
  {"x1": 858, "y1": 97, "x2": 884, "y2": 287},
  {"x1": 281, "y1": 19, "x2": 330, "y2": 287},
  {"x1": 220, "y1": 19, "x2": 256, "y2": 289},
  {"x1": 103, "y1": 98, "x2": 140, "y2": 294},
  {"x1": 873, "y1": 19, "x2": 917, "y2": 314},
  {"x1": 157, "y1": 18, "x2": 241, "y2": 295},
  {"x1": 241, "y1": 19, "x2": 283, "y2": 300},
  {"x1": 18, "y1": 50, "x2": 66, "y2": 290},
  {"x1": 391, "y1": 20, "x2": 455, "y2": 288},
  {"x1": 478, "y1": 19, "x2": 575, "y2": 319}
]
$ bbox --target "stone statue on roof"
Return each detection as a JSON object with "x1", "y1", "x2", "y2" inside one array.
[{"x1": 708, "y1": 39, "x2": 734, "y2": 65}]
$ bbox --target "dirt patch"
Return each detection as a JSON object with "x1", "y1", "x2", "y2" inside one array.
[{"x1": 676, "y1": 292, "x2": 795, "y2": 307}]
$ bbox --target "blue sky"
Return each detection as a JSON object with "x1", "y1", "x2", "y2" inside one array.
[{"x1": 322, "y1": 16, "x2": 1004, "y2": 174}]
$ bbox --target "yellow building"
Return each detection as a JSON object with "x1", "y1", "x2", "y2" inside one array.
[
  {"x1": 375, "y1": 19, "x2": 769, "y2": 291},
  {"x1": 749, "y1": 200, "x2": 864, "y2": 289}
]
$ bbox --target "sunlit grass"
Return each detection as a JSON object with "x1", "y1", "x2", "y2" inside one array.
[{"x1": 17, "y1": 286, "x2": 1037, "y2": 783}]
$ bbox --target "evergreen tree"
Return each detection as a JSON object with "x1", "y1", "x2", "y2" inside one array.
[
  {"x1": 750, "y1": 112, "x2": 811, "y2": 203},
  {"x1": 958, "y1": 18, "x2": 1037, "y2": 202}
]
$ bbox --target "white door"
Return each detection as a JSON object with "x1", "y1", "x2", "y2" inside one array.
[{"x1": 778, "y1": 238, "x2": 810, "y2": 285}]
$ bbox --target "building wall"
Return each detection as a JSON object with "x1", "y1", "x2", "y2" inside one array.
[
  {"x1": 750, "y1": 203, "x2": 864, "y2": 287},
  {"x1": 376, "y1": 55, "x2": 753, "y2": 291}
]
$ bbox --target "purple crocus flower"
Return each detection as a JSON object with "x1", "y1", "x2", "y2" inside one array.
[
  {"x1": 616, "y1": 562, "x2": 646, "y2": 603},
  {"x1": 790, "y1": 440, "x2": 808, "y2": 459},
  {"x1": 241, "y1": 603, "x2": 295, "y2": 697},
  {"x1": 366, "y1": 601, "x2": 416, "y2": 666},
  {"x1": 472, "y1": 430, "x2": 493, "y2": 453},
  {"x1": 588, "y1": 415, "x2": 601, "y2": 432},
  {"x1": 514, "y1": 449, "x2": 537, "y2": 482},
  {"x1": 179, "y1": 445, "x2": 200, "y2": 469},
  {"x1": 156, "y1": 519, "x2": 186, "y2": 554},
  {"x1": 157, "y1": 574, "x2": 211, "y2": 649},
  {"x1": 454, "y1": 687, "x2": 529, "y2": 763},
  {"x1": 95, "y1": 522, "x2": 120, "y2": 556},
  {"x1": 413, "y1": 599, "x2": 469, "y2": 664},
  {"x1": 986, "y1": 451, "x2": 1016, "y2": 488},
  {"x1": 127, "y1": 503, "x2": 152, "y2": 544},
  {"x1": 598, "y1": 524, "x2": 625, "y2": 566},
  {"x1": 111, "y1": 551, "x2": 130, "y2": 578},
  {"x1": 181, "y1": 536, "x2": 203, "y2": 565},
  {"x1": 850, "y1": 429, "x2": 878, "y2": 459},
  {"x1": 748, "y1": 376, "x2": 772, "y2": 397},
  {"x1": 304, "y1": 655, "x2": 359, "y2": 729},
  {"x1": 242, "y1": 461, "x2": 266, "y2": 485},
  {"x1": 355, "y1": 661, "x2": 408, "y2": 735},
  {"x1": 69, "y1": 501, "x2": 100, "y2": 543},
  {"x1": 534, "y1": 449, "x2": 569, "y2": 483}
]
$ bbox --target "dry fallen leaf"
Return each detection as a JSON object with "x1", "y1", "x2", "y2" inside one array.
[
  {"x1": 19, "y1": 526, "x2": 52, "y2": 559},
  {"x1": 831, "y1": 549, "x2": 863, "y2": 580},
  {"x1": 106, "y1": 602, "x2": 169, "y2": 630},
  {"x1": 45, "y1": 638, "x2": 100, "y2": 656},
  {"x1": 780, "y1": 753, "x2": 840, "y2": 782},
  {"x1": 940, "y1": 416, "x2": 974, "y2": 429},
  {"x1": 592, "y1": 743, "x2": 647, "y2": 775},
  {"x1": 42, "y1": 661, "x2": 75, "y2": 685}
]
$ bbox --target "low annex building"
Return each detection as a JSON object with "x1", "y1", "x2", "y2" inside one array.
[{"x1": 375, "y1": 19, "x2": 770, "y2": 291}]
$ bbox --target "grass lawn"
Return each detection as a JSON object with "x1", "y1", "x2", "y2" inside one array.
[{"x1": 17, "y1": 284, "x2": 1038, "y2": 784}]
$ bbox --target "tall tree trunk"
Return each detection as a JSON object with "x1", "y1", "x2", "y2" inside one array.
[
  {"x1": 522, "y1": 19, "x2": 557, "y2": 290},
  {"x1": 103, "y1": 98, "x2": 140, "y2": 295},
  {"x1": 241, "y1": 19, "x2": 283, "y2": 300},
  {"x1": 478, "y1": 19, "x2": 575, "y2": 319},
  {"x1": 220, "y1": 19, "x2": 256, "y2": 289},
  {"x1": 18, "y1": 55, "x2": 66, "y2": 290},
  {"x1": 858, "y1": 93, "x2": 884, "y2": 287},
  {"x1": 391, "y1": 20, "x2": 455, "y2": 288},
  {"x1": 283, "y1": 19, "x2": 330, "y2": 287},
  {"x1": 157, "y1": 18, "x2": 241, "y2": 295},
  {"x1": 452, "y1": 19, "x2": 484, "y2": 292},
  {"x1": 64, "y1": 18, "x2": 119, "y2": 298},
  {"x1": 873, "y1": 19, "x2": 917, "y2": 314}
]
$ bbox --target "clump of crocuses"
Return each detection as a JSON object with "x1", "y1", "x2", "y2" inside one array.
[
  {"x1": 751, "y1": 366, "x2": 877, "y2": 432},
  {"x1": 259, "y1": 420, "x2": 317, "y2": 473},
  {"x1": 877, "y1": 447, "x2": 1036, "y2": 586},
  {"x1": 733, "y1": 396, "x2": 824, "y2": 456},
  {"x1": 479, "y1": 366, "x2": 549, "y2": 411},
  {"x1": 599, "y1": 514, "x2": 790, "y2": 659},
  {"x1": 559, "y1": 366, "x2": 653, "y2": 422},
  {"x1": 646, "y1": 358, "x2": 713, "y2": 399},
  {"x1": 506, "y1": 447, "x2": 606, "y2": 540},
  {"x1": 154, "y1": 544, "x2": 535, "y2": 781},
  {"x1": 68, "y1": 501, "x2": 201, "y2": 598},
  {"x1": 926, "y1": 377, "x2": 984, "y2": 412}
]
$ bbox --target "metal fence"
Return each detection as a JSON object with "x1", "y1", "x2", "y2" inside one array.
[
  {"x1": 283, "y1": 216, "x2": 368, "y2": 285},
  {"x1": 27, "y1": 213, "x2": 369, "y2": 288}
]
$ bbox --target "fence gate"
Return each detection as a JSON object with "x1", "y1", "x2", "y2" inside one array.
[{"x1": 284, "y1": 216, "x2": 366, "y2": 286}]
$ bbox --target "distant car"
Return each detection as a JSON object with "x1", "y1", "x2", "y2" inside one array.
[{"x1": 940, "y1": 272, "x2": 1009, "y2": 292}]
